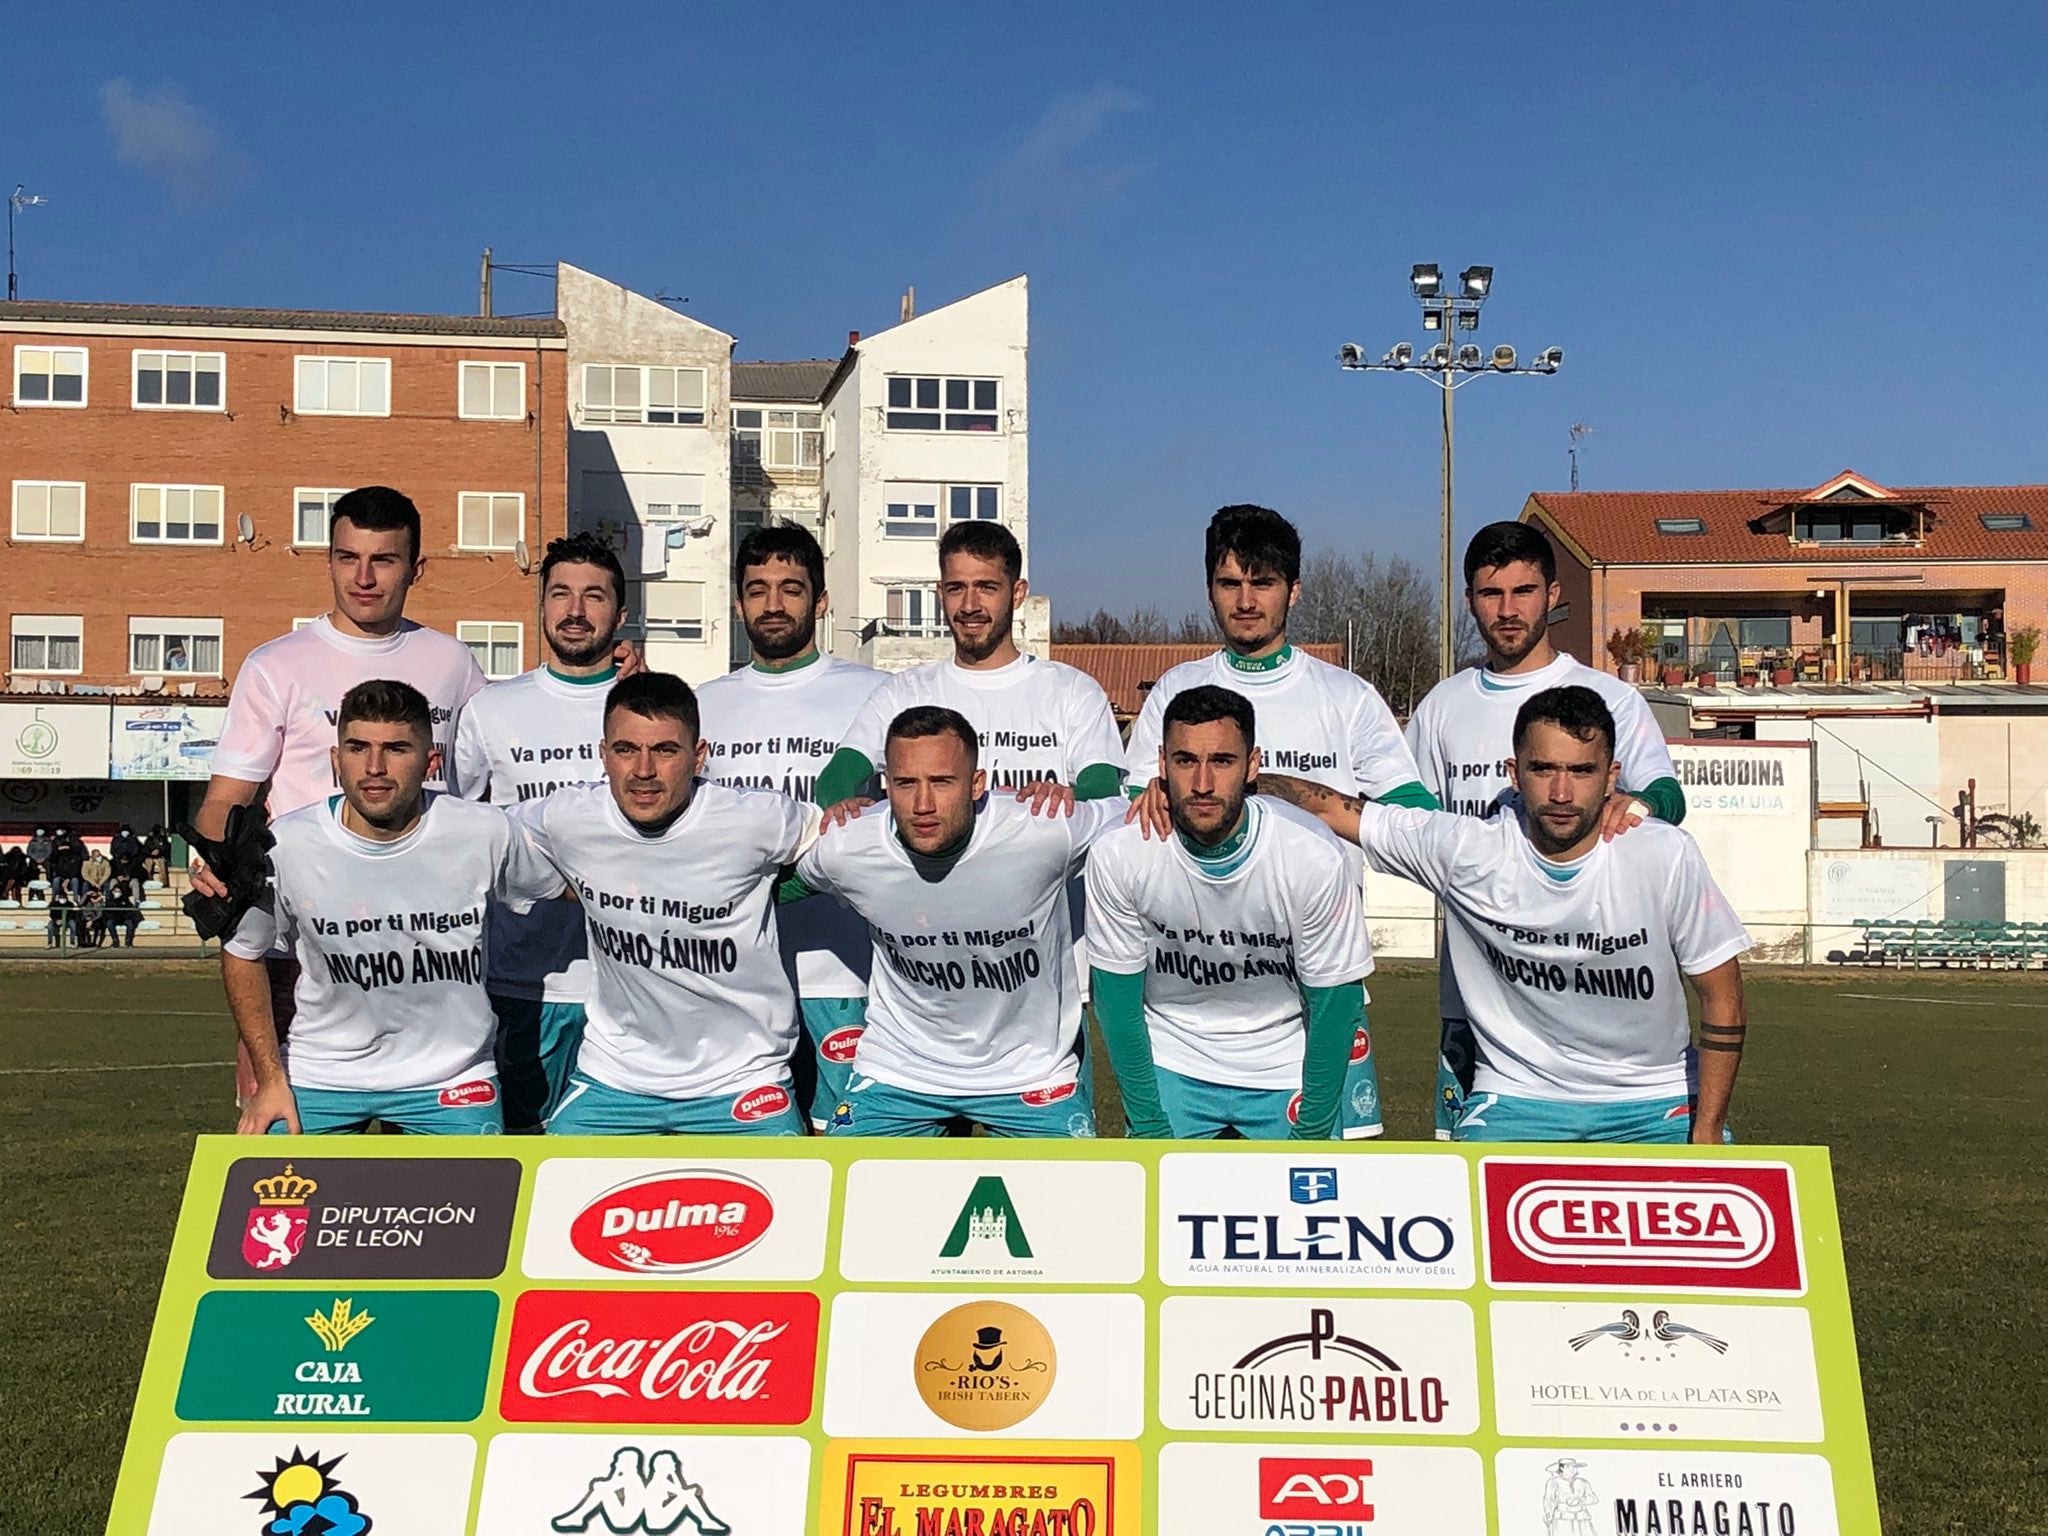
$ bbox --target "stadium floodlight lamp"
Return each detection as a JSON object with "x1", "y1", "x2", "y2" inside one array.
[
  {"x1": 1424, "y1": 341, "x2": 1452, "y2": 367},
  {"x1": 1410, "y1": 263, "x2": 1442, "y2": 299},
  {"x1": 1456, "y1": 343, "x2": 1483, "y2": 369},
  {"x1": 1456, "y1": 306, "x2": 1480, "y2": 332},
  {"x1": 1537, "y1": 345, "x2": 1564, "y2": 371},
  {"x1": 1421, "y1": 305, "x2": 1445, "y2": 331},
  {"x1": 1459, "y1": 264, "x2": 1493, "y2": 298},
  {"x1": 1389, "y1": 341, "x2": 1414, "y2": 368},
  {"x1": 1338, "y1": 342, "x2": 1366, "y2": 366},
  {"x1": 1490, "y1": 344, "x2": 1517, "y2": 370}
]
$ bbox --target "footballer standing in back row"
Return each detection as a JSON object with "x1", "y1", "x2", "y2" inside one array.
[
  {"x1": 697, "y1": 523, "x2": 885, "y2": 1127},
  {"x1": 451, "y1": 532, "x2": 632, "y2": 1131}
]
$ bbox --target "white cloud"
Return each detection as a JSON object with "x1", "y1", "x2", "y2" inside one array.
[
  {"x1": 100, "y1": 78, "x2": 249, "y2": 201},
  {"x1": 984, "y1": 84, "x2": 1149, "y2": 218}
]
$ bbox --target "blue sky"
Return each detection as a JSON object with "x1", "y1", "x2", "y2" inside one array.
[{"x1": 8, "y1": 1, "x2": 2048, "y2": 615}]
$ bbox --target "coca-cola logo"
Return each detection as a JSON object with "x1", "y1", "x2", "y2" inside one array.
[
  {"x1": 438, "y1": 1079, "x2": 497, "y2": 1108},
  {"x1": 732, "y1": 1085, "x2": 793, "y2": 1123},
  {"x1": 820, "y1": 1026, "x2": 863, "y2": 1064},
  {"x1": 569, "y1": 1171, "x2": 773, "y2": 1274},
  {"x1": 1484, "y1": 1159, "x2": 1805, "y2": 1295},
  {"x1": 1019, "y1": 1081, "x2": 1078, "y2": 1107},
  {"x1": 500, "y1": 1290, "x2": 818, "y2": 1424}
]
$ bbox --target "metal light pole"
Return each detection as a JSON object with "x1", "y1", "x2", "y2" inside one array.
[
  {"x1": 1338, "y1": 264, "x2": 1561, "y2": 681},
  {"x1": 9, "y1": 186, "x2": 48, "y2": 301}
]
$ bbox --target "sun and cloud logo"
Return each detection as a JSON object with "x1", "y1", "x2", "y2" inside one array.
[{"x1": 245, "y1": 1447, "x2": 372, "y2": 1535}]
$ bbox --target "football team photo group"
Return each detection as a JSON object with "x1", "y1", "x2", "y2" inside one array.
[{"x1": 193, "y1": 485, "x2": 1750, "y2": 1148}]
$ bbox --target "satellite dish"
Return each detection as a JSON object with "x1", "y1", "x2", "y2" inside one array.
[
  {"x1": 514, "y1": 539, "x2": 532, "y2": 574},
  {"x1": 236, "y1": 513, "x2": 255, "y2": 544}
]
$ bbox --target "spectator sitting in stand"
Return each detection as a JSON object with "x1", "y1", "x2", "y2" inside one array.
[
  {"x1": 81, "y1": 845, "x2": 113, "y2": 892},
  {"x1": 51, "y1": 831, "x2": 85, "y2": 883},
  {"x1": 0, "y1": 845, "x2": 26, "y2": 901},
  {"x1": 79, "y1": 878, "x2": 107, "y2": 948},
  {"x1": 46, "y1": 878, "x2": 76, "y2": 947},
  {"x1": 142, "y1": 826, "x2": 171, "y2": 886},
  {"x1": 104, "y1": 873, "x2": 143, "y2": 946},
  {"x1": 26, "y1": 828, "x2": 54, "y2": 881},
  {"x1": 112, "y1": 825, "x2": 144, "y2": 879}
]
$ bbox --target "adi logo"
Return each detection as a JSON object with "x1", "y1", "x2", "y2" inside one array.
[
  {"x1": 939, "y1": 1176, "x2": 1033, "y2": 1260},
  {"x1": 246, "y1": 1447, "x2": 372, "y2": 1536}
]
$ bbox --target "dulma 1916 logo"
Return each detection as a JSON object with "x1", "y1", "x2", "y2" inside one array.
[
  {"x1": 568, "y1": 1170, "x2": 774, "y2": 1275},
  {"x1": 246, "y1": 1447, "x2": 373, "y2": 1536},
  {"x1": 914, "y1": 1300, "x2": 1057, "y2": 1432}
]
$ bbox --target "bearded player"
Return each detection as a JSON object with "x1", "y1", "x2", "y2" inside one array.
[
  {"x1": 1406, "y1": 520, "x2": 1685, "y2": 1137},
  {"x1": 697, "y1": 523, "x2": 884, "y2": 1126},
  {"x1": 1087, "y1": 686, "x2": 1378, "y2": 1140},
  {"x1": 450, "y1": 532, "x2": 630, "y2": 1130},
  {"x1": 513, "y1": 672, "x2": 815, "y2": 1136},
  {"x1": 224, "y1": 681, "x2": 542, "y2": 1135},
  {"x1": 792, "y1": 707, "x2": 1125, "y2": 1137},
  {"x1": 1257, "y1": 686, "x2": 1750, "y2": 1144}
]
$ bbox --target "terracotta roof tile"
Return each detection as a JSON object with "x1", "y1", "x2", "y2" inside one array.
[
  {"x1": 731, "y1": 360, "x2": 838, "y2": 402},
  {"x1": 1051, "y1": 642, "x2": 1345, "y2": 718}
]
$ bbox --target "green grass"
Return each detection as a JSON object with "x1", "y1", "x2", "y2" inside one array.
[{"x1": 1, "y1": 961, "x2": 2043, "y2": 1534}]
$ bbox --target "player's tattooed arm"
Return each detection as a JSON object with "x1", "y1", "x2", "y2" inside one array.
[
  {"x1": 1248, "y1": 773, "x2": 1365, "y2": 843},
  {"x1": 1687, "y1": 956, "x2": 1747, "y2": 1145}
]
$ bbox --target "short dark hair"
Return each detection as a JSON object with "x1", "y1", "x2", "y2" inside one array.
[
  {"x1": 604, "y1": 671, "x2": 700, "y2": 742},
  {"x1": 1464, "y1": 520, "x2": 1556, "y2": 587},
  {"x1": 1205, "y1": 505, "x2": 1301, "y2": 585},
  {"x1": 540, "y1": 531, "x2": 627, "y2": 608},
  {"x1": 337, "y1": 679, "x2": 432, "y2": 739},
  {"x1": 938, "y1": 520, "x2": 1022, "y2": 583},
  {"x1": 734, "y1": 521, "x2": 825, "y2": 596},
  {"x1": 1162, "y1": 684, "x2": 1255, "y2": 751},
  {"x1": 330, "y1": 486, "x2": 422, "y2": 564},
  {"x1": 886, "y1": 705, "x2": 979, "y2": 767},
  {"x1": 1512, "y1": 685, "x2": 1615, "y2": 757}
]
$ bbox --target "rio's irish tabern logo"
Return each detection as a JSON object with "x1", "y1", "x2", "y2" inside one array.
[
  {"x1": 1483, "y1": 1159, "x2": 1806, "y2": 1294},
  {"x1": 208, "y1": 1157, "x2": 523, "y2": 1280},
  {"x1": 500, "y1": 1290, "x2": 819, "y2": 1425},
  {"x1": 567, "y1": 1170, "x2": 774, "y2": 1275},
  {"x1": 913, "y1": 1300, "x2": 1058, "y2": 1432}
]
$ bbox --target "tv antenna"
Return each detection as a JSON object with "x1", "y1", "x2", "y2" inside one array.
[{"x1": 1568, "y1": 422, "x2": 1596, "y2": 491}]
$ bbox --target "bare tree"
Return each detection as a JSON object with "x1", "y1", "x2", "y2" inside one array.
[{"x1": 1054, "y1": 605, "x2": 1212, "y2": 645}]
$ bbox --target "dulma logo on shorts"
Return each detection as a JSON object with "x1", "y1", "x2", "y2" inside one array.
[
  {"x1": 820, "y1": 1026, "x2": 863, "y2": 1065},
  {"x1": 438, "y1": 1079, "x2": 496, "y2": 1108},
  {"x1": 242, "y1": 1164, "x2": 317, "y2": 1271},
  {"x1": 914, "y1": 1300, "x2": 1057, "y2": 1432},
  {"x1": 1258, "y1": 1457, "x2": 1374, "y2": 1521},
  {"x1": 939, "y1": 1175, "x2": 1033, "y2": 1260},
  {"x1": 731, "y1": 1085, "x2": 792, "y2": 1123},
  {"x1": 1019, "y1": 1081, "x2": 1078, "y2": 1107},
  {"x1": 246, "y1": 1447, "x2": 372, "y2": 1536},
  {"x1": 569, "y1": 1170, "x2": 774, "y2": 1275}
]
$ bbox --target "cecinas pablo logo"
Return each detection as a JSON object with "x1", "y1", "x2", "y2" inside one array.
[
  {"x1": 1483, "y1": 1159, "x2": 1806, "y2": 1295},
  {"x1": 568, "y1": 1169, "x2": 774, "y2": 1275}
]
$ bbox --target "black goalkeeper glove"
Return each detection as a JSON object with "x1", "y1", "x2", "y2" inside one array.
[{"x1": 180, "y1": 804, "x2": 277, "y2": 941}]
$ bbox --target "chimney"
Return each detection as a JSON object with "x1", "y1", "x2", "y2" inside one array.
[{"x1": 848, "y1": 330, "x2": 861, "y2": 347}]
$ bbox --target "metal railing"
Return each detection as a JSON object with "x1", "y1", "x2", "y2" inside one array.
[{"x1": 1652, "y1": 644, "x2": 2005, "y2": 684}]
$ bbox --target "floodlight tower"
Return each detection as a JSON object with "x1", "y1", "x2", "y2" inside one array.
[{"x1": 1337, "y1": 264, "x2": 1562, "y2": 680}]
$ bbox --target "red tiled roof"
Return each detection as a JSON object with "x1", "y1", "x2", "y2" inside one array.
[
  {"x1": 1525, "y1": 477, "x2": 2048, "y2": 565},
  {"x1": 0, "y1": 299, "x2": 564, "y2": 339},
  {"x1": 1051, "y1": 643, "x2": 1345, "y2": 718}
]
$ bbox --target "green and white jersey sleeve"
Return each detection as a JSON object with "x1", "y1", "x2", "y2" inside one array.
[
  {"x1": 1085, "y1": 799, "x2": 1373, "y2": 1089},
  {"x1": 226, "y1": 795, "x2": 515, "y2": 1094},
  {"x1": 799, "y1": 796, "x2": 1125, "y2": 1096},
  {"x1": 513, "y1": 781, "x2": 811, "y2": 1101},
  {"x1": 837, "y1": 654, "x2": 1124, "y2": 792},
  {"x1": 448, "y1": 666, "x2": 613, "y2": 1003},
  {"x1": 1354, "y1": 805, "x2": 1751, "y2": 1102},
  {"x1": 698, "y1": 653, "x2": 887, "y2": 1000}
]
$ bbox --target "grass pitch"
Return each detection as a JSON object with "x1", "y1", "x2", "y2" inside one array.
[{"x1": 1, "y1": 961, "x2": 2042, "y2": 1534}]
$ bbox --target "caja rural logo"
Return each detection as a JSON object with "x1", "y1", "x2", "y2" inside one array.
[
  {"x1": 568, "y1": 1169, "x2": 774, "y2": 1275},
  {"x1": 1483, "y1": 1159, "x2": 1805, "y2": 1294}
]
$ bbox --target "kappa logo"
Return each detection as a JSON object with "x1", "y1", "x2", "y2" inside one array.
[
  {"x1": 246, "y1": 1447, "x2": 372, "y2": 1536},
  {"x1": 730, "y1": 1085, "x2": 793, "y2": 1124},
  {"x1": 939, "y1": 1175, "x2": 1033, "y2": 1260},
  {"x1": 551, "y1": 1446, "x2": 731, "y2": 1534},
  {"x1": 1485, "y1": 1160, "x2": 1805, "y2": 1293},
  {"x1": 242, "y1": 1164, "x2": 318, "y2": 1271},
  {"x1": 569, "y1": 1171, "x2": 774, "y2": 1275},
  {"x1": 438, "y1": 1079, "x2": 497, "y2": 1108},
  {"x1": 1258, "y1": 1456, "x2": 1374, "y2": 1521}
]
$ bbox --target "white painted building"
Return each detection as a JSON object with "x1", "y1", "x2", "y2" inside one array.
[
  {"x1": 729, "y1": 359, "x2": 832, "y2": 666},
  {"x1": 557, "y1": 262, "x2": 735, "y2": 684}
]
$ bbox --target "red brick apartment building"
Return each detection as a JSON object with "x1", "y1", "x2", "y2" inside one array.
[
  {"x1": 1, "y1": 301, "x2": 567, "y2": 694},
  {"x1": 1524, "y1": 470, "x2": 2048, "y2": 684}
]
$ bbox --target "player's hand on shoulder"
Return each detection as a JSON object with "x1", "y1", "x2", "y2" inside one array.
[
  {"x1": 188, "y1": 853, "x2": 229, "y2": 901},
  {"x1": 1013, "y1": 779, "x2": 1076, "y2": 817},
  {"x1": 819, "y1": 796, "x2": 875, "y2": 833},
  {"x1": 612, "y1": 638, "x2": 648, "y2": 678},
  {"x1": 237, "y1": 1078, "x2": 301, "y2": 1136},
  {"x1": 1598, "y1": 793, "x2": 1649, "y2": 841},
  {"x1": 1127, "y1": 778, "x2": 1171, "y2": 840}
]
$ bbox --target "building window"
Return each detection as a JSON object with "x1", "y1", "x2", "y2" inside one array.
[
  {"x1": 294, "y1": 356, "x2": 391, "y2": 416},
  {"x1": 130, "y1": 618, "x2": 223, "y2": 676},
  {"x1": 11, "y1": 615, "x2": 83, "y2": 675},
  {"x1": 134, "y1": 350, "x2": 224, "y2": 410},
  {"x1": 644, "y1": 581, "x2": 707, "y2": 642},
  {"x1": 457, "y1": 621, "x2": 523, "y2": 680},
  {"x1": 11, "y1": 480, "x2": 85, "y2": 541},
  {"x1": 13, "y1": 346, "x2": 87, "y2": 407},
  {"x1": 458, "y1": 492, "x2": 524, "y2": 552},
  {"x1": 1981, "y1": 512, "x2": 2033, "y2": 532},
  {"x1": 1654, "y1": 517, "x2": 1706, "y2": 536},
  {"x1": 131, "y1": 484, "x2": 225, "y2": 545},
  {"x1": 460, "y1": 360, "x2": 526, "y2": 421},
  {"x1": 733, "y1": 408, "x2": 822, "y2": 471},
  {"x1": 885, "y1": 484, "x2": 940, "y2": 538},
  {"x1": 294, "y1": 488, "x2": 348, "y2": 547},
  {"x1": 885, "y1": 585, "x2": 943, "y2": 637},
  {"x1": 1792, "y1": 507, "x2": 1909, "y2": 544},
  {"x1": 885, "y1": 375, "x2": 1000, "y2": 432},
  {"x1": 948, "y1": 484, "x2": 1001, "y2": 524},
  {"x1": 583, "y1": 364, "x2": 706, "y2": 425}
]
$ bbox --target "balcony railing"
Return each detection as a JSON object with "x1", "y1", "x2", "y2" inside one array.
[{"x1": 1651, "y1": 644, "x2": 2005, "y2": 685}]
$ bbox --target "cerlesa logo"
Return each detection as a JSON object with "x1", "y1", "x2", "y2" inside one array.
[
  {"x1": 914, "y1": 1300, "x2": 1056, "y2": 1432},
  {"x1": 938, "y1": 1175, "x2": 1033, "y2": 1260}
]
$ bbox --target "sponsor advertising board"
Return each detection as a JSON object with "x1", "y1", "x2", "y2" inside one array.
[{"x1": 107, "y1": 1140, "x2": 1878, "y2": 1535}]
